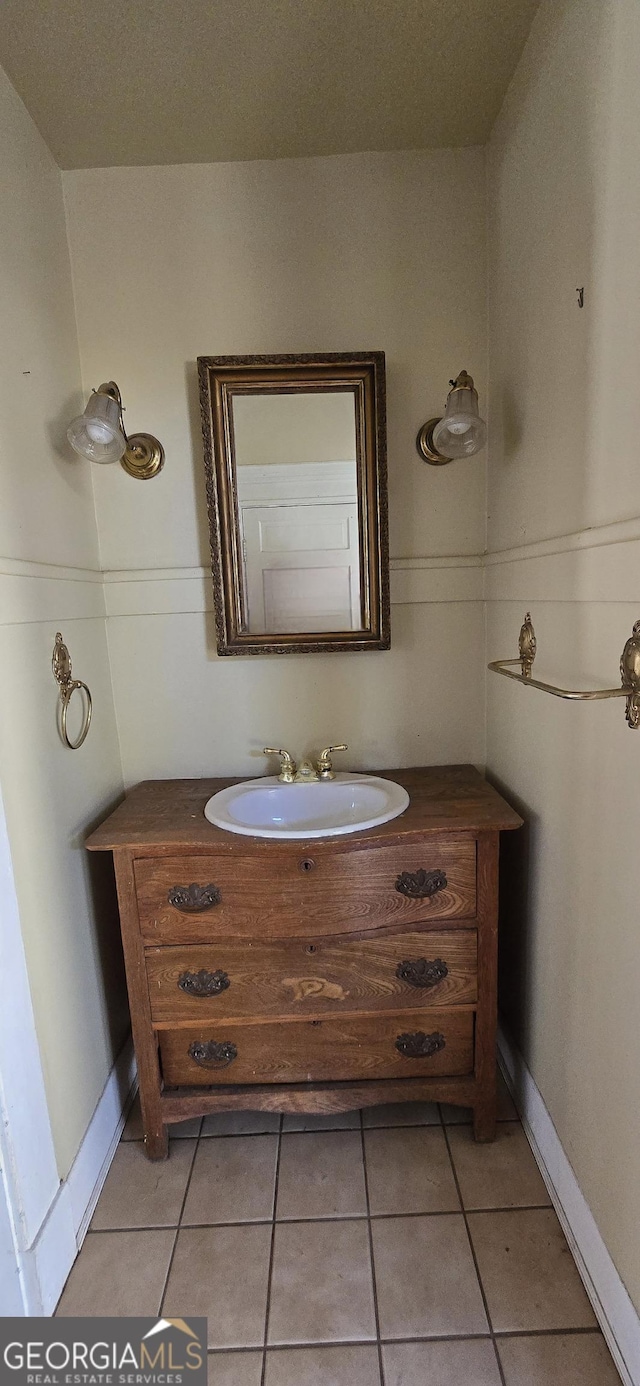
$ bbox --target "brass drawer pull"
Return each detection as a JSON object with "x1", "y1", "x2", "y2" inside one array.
[
  {"x1": 395, "y1": 1030, "x2": 446, "y2": 1059},
  {"x1": 178, "y1": 969, "x2": 230, "y2": 997},
  {"x1": 188, "y1": 1040, "x2": 237, "y2": 1068},
  {"x1": 396, "y1": 958, "x2": 448, "y2": 989},
  {"x1": 395, "y1": 868, "x2": 448, "y2": 899},
  {"x1": 168, "y1": 883, "x2": 222, "y2": 912}
]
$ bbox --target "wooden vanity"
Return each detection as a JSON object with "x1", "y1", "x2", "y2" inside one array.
[{"x1": 87, "y1": 765, "x2": 522, "y2": 1158}]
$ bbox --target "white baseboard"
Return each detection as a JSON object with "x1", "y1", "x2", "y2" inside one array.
[
  {"x1": 23, "y1": 1035, "x2": 137, "y2": 1315},
  {"x1": 498, "y1": 1025, "x2": 639, "y2": 1386},
  {"x1": 30, "y1": 1187, "x2": 77, "y2": 1316},
  {"x1": 66, "y1": 1035, "x2": 137, "y2": 1247}
]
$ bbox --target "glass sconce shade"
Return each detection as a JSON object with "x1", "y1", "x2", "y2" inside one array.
[
  {"x1": 67, "y1": 380, "x2": 164, "y2": 479},
  {"x1": 417, "y1": 370, "x2": 486, "y2": 465},
  {"x1": 432, "y1": 374, "x2": 487, "y2": 459},
  {"x1": 67, "y1": 389, "x2": 127, "y2": 464}
]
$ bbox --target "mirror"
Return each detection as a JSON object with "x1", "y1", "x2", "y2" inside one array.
[{"x1": 198, "y1": 353, "x2": 389, "y2": 654}]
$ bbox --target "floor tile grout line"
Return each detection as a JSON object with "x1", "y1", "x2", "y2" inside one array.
[
  {"x1": 122, "y1": 1116, "x2": 520, "y2": 1145},
  {"x1": 492, "y1": 1327, "x2": 606, "y2": 1340},
  {"x1": 200, "y1": 1121, "x2": 282, "y2": 1139},
  {"x1": 65, "y1": 1093, "x2": 609, "y2": 1363},
  {"x1": 206, "y1": 1341, "x2": 263, "y2": 1352},
  {"x1": 158, "y1": 1119, "x2": 202, "y2": 1316},
  {"x1": 205, "y1": 1325, "x2": 608, "y2": 1355},
  {"x1": 359, "y1": 1111, "x2": 385, "y2": 1386},
  {"x1": 260, "y1": 1112, "x2": 283, "y2": 1385},
  {"x1": 441, "y1": 1120, "x2": 507, "y2": 1386},
  {"x1": 87, "y1": 1201, "x2": 554, "y2": 1235}
]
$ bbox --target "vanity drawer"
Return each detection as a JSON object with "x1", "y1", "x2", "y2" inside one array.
[
  {"x1": 135, "y1": 839, "x2": 476, "y2": 944},
  {"x1": 158, "y1": 1008, "x2": 474, "y2": 1087},
  {"x1": 146, "y1": 930, "x2": 477, "y2": 1023}
]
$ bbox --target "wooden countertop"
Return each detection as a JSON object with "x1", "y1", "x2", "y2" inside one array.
[{"x1": 86, "y1": 765, "x2": 523, "y2": 853}]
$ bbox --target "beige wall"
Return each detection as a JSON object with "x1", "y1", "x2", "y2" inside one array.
[
  {"x1": 63, "y1": 150, "x2": 487, "y2": 784},
  {"x1": 233, "y1": 391, "x2": 357, "y2": 465},
  {"x1": 0, "y1": 66, "x2": 127, "y2": 1177},
  {"x1": 486, "y1": 0, "x2": 640, "y2": 1314}
]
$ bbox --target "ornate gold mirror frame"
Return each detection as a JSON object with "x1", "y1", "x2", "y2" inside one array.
[{"x1": 198, "y1": 352, "x2": 389, "y2": 655}]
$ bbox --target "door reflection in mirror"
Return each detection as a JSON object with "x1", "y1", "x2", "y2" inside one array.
[{"x1": 232, "y1": 390, "x2": 362, "y2": 634}]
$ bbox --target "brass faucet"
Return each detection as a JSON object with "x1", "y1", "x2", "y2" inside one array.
[
  {"x1": 264, "y1": 743, "x2": 348, "y2": 783},
  {"x1": 316, "y1": 744, "x2": 348, "y2": 780},
  {"x1": 294, "y1": 759, "x2": 320, "y2": 783},
  {"x1": 263, "y1": 748, "x2": 297, "y2": 783}
]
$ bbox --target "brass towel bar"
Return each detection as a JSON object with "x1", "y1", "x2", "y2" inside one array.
[{"x1": 488, "y1": 613, "x2": 640, "y2": 728}]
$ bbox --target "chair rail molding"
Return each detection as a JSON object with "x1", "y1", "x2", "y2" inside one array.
[
  {"x1": 484, "y1": 515, "x2": 640, "y2": 605},
  {"x1": 0, "y1": 558, "x2": 105, "y2": 626},
  {"x1": 98, "y1": 511, "x2": 640, "y2": 615},
  {"x1": 101, "y1": 555, "x2": 484, "y2": 617}
]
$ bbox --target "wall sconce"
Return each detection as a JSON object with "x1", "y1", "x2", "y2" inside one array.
[
  {"x1": 67, "y1": 382, "x2": 164, "y2": 480},
  {"x1": 416, "y1": 370, "x2": 487, "y2": 466}
]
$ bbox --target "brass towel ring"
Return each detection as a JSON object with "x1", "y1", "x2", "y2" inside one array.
[{"x1": 52, "y1": 633, "x2": 93, "y2": 749}]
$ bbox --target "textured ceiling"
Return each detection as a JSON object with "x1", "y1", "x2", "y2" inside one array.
[{"x1": 0, "y1": 0, "x2": 540, "y2": 169}]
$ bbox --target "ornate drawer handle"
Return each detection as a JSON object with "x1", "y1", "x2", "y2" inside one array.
[
  {"x1": 395, "y1": 1030, "x2": 446, "y2": 1059},
  {"x1": 395, "y1": 868, "x2": 448, "y2": 899},
  {"x1": 396, "y1": 958, "x2": 449, "y2": 989},
  {"x1": 168, "y1": 883, "x2": 222, "y2": 912},
  {"x1": 178, "y1": 969, "x2": 230, "y2": 997},
  {"x1": 188, "y1": 1040, "x2": 237, "y2": 1068}
]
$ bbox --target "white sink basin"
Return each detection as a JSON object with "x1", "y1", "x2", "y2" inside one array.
[{"x1": 204, "y1": 772, "x2": 410, "y2": 840}]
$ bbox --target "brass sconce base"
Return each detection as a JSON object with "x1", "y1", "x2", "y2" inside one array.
[
  {"x1": 121, "y1": 433, "x2": 165, "y2": 480},
  {"x1": 416, "y1": 418, "x2": 452, "y2": 466},
  {"x1": 99, "y1": 382, "x2": 164, "y2": 480}
]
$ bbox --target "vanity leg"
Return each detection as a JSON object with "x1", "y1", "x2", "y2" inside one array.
[
  {"x1": 143, "y1": 1115, "x2": 169, "y2": 1161},
  {"x1": 473, "y1": 1097, "x2": 497, "y2": 1143},
  {"x1": 113, "y1": 849, "x2": 169, "y2": 1162},
  {"x1": 474, "y1": 832, "x2": 500, "y2": 1144}
]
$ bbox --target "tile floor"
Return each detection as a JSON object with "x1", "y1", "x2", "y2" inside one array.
[{"x1": 57, "y1": 1071, "x2": 622, "y2": 1385}]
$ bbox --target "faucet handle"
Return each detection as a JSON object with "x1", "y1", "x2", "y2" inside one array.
[
  {"x1": 317, "y1": 744, "x2": 348, "y2": 780},
  {"x1": 263, "y1": 748, "x2": 297, "y2": 783}
]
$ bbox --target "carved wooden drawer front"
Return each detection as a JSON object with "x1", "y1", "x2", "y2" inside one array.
[
  {"x1": 145, "y1": 930, "x2": 477, "y2": 1023},
  {"x1": 134, "y1": 839, "x2": 476, "y2": 944},
  {"x1": 158, "y1": 1008, "x2": 474, "y2": 1087}
]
